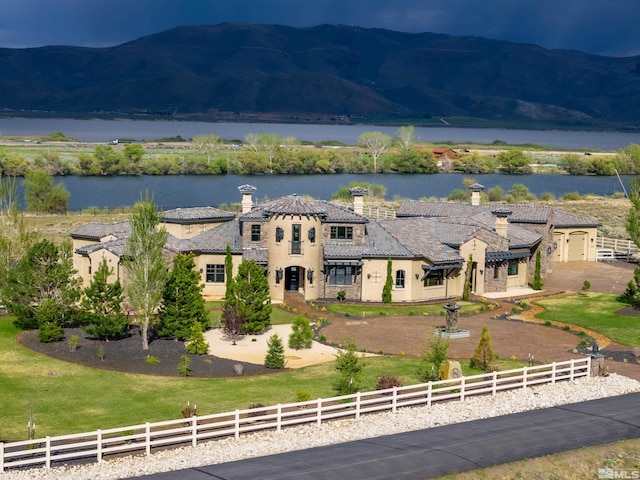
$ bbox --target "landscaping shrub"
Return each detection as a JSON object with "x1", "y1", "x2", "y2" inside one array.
[
  {"x1": 185, "y1": 322, "x2": 209, "y2": 355},
  {"x1": 145, "y1": 355, "x2": 160, "y2": 365},
  {"x1": 177, "y1": 355, "x2": 192, "y2": 376},
  {"x1": 264, "y1": 333, "x2": 286, "y2": 369},
  {"x1": 38, "y1": 322, "x2": 63, "y2": 343},
  {"x1": 470, "y1": 326, "x2": 495, "y2": 371},
  {"x1": 376, "y1": 374, "x2": 403, "y2": 390},
  {"x1": 288, "y1": 316, "x2": 313, "y2": 349}
]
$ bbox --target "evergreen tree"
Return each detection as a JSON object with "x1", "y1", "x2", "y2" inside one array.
[
  {"x1": 463, "y1": 255, "x2": 473, "y2": 301},
  {"x1": 23, "y1": 168, "x2": 70, "y2": 213},
  {"x1": 81, "y1": 259, "x2": 129, "y2": 340},
  {"x1": 233, "y1": 260, "x2": 272, "y2": 334},
  {"x1": 3, "y1": 239, "x2": 81, "y2": 330},
  {"x1": 626, "y1": 176, "x2": 640, "y2": 307},
  {"x1": 157, "y1": 253, "x2": 207, "y2": 340},
  {"x1": 333, "y1": 338, "x2": 365, "y2": 395},
  {"x1": 288, "y1": 315, "x2": 313, "y2": 349},
  {"x1": 123, "y1": 192, "x2": 168, "y2": 350},
  {"x1": 264, "y1": 333, "x2": 286, "y2": 369},
  {"x1": 416, "y1": 330, "x2": 450, "y2": 382},
  {"x1": 224, "y1": 244, "x2": 235, "y2": 303},
  {"x1": 185, "y1": 322, "x2": 209, "y2": 355},
  {"x1": 382, "y1": 258, "x2": 392, "y2": 303},
  {"x1": 532, "y1": 250, "x2": 543, "y2": 290},
  {"x1": 470, "y1": 326, "x2": 495, "y2": 371}
]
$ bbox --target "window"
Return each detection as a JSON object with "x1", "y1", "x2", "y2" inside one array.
[
  {"x1": 423, "y1": 270, "x2": 444, "y2": 287},
  {"x1": 329, "y1": 266, "x2": 353, "y2": 285},
  {"x1": 206, "y1": 264, "x2": 225, "y2": 283},
  {"x1": 291, "y1": 224, "x2": 301, "y2": 254},
  {"x1": 330, "y1": 226, "x2": 353, "y2": 240},
  {"x1": 508, "y1": 259, "x2": 519, "y2": 276},
  {"x1": 395, "y1": 270, "x2": 405, "y2": 288},
  {"x1": 251, "y1": 224, "x2": 261, "y2": 242}
]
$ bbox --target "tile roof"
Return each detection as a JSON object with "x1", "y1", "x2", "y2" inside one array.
[
  {"x1": 398, "y1": 200, "x2": 558, "y2": 224},
  {"x1": 553, "y1": 210, "x2": 601, "y2": 228},
  {"x1": 178, "y1": 219, "x2": 242, "y2": 254},
  {"x1": 70, "y1": 221, "x2": 131, "y2": 241},
  {"x1": 162, "y1": 206, "x2": 235, "y2": 223},
  {"x1": 242, "y1": 196, "x2": 368, "y2": 223}
]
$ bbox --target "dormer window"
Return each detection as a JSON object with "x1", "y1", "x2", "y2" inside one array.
[{"x1": 331, "y1": 226, "x2": 353, "y2": 240}]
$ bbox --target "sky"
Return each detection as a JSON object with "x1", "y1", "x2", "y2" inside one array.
[{"x1": 1, "y1": 0, "x2": 639, "y2": 57}]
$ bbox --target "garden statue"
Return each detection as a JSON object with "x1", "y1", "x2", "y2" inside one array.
[{"x1": 443, "y1": 300, "x2": 462, "y2": 333}]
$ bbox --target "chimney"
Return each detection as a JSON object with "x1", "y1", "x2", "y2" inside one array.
[
  {"x1": 492, "y1": 208, "x2": 512, "y2": 238},
  {"x1": 469, "y1": 183, "x2": 484, "y2": 206},
  {"x1": 238, "y1": 184, "x2": 256, "y2": 214},
  {"x1": 349, "y1": 186, "x2": 367, "y2": 216}
]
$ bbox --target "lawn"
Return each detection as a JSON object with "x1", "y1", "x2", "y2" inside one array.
[
  {"x1": 325, "y1": 300, "x2": 491, "y2": 318},
  {"x1": 0, "y1": 315, "x2": 433, "y2": 440},
  {"x1": 535, "y1": 293, "x2": 640, "y2": 346}
]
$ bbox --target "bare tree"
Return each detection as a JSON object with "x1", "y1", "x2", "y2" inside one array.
[
  {"x1": 395, "y1": 126, "x2": 415, "y2": 153},
  {"x1": 123, "y1": 192, "x2": 168, "y2": 350},
  {"x1": 358, "y1": 131, "x2": 391, "y2": 173},
  {"x1": 258, "y1": 133, "x2": 281, "y2": 173},
  {"x1": 243, "y1": 133, "x2": 260, "y2": 153},
  {"x1": 191, "y1": 134, "x2": 222, "y2": 165}
]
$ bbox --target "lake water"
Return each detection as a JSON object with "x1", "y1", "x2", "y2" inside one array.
[
  {"x1": 1, "y1": 117, "x2": 639, "y2": 150},
  {"x1": 2, "y1": 118, "x2": 636, "y2": 210},
  {"x1": 30, "y1": 173, "x2": 631, "y2": 211}
]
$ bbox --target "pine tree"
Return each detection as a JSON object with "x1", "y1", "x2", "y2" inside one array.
[
  {"x1": 81, "y1": 259, "x2": 129, "y2": 340},
  {"x1": 470, "y1": 326, "x2": 495, "y2": 371},
  {"x1": 157, "y1": 253, "x2": 207, "y2": 340},
  {"x1": 288, "y1": 315, "x2": 313, "y2": 349},
  {"x1": 333, "y1": 338, "x2": 365, "y2": 395},
  {"x1": 185, "y1": 322, "x2": 209, "y2": 355},
  {"x1": 233, "y1": 261, "x2": 272, "y2": 334},
  {"x1": 532, "y1": 250, "x2": 543, "y2": 290},
  {"x1": 626, "y1": 177, "x2": 640, "y2": 307},
  {"x1": 264, "y1": 333, "x2": 286, "y2": 369}
]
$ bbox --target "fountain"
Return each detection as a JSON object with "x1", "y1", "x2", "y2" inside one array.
[{"x1": 435, "y1": 299, "x2": 470, "y2": 338}]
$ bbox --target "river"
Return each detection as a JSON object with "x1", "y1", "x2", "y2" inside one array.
[
  {"x1": 28, "y1": 173, "x2": 631, "y2": 211},
  {"x1": 1, "y1": 118, "x2": 639, "y2": 150}
]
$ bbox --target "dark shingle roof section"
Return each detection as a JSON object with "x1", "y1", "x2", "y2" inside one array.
[
  {"x1": 76, "y1": 238, "x2": 127, "y2": 257},
  {"x1": 70, "y1": 221, "x2": 131, "y2": 241},
  {"x1": 554, "y1": 210, "x2": 601, "y2": 228},
  {"x1": 162, "y1": 206, "x2": 235, "y2": 224},
  {"x1": 397, "y1": 200, "x2": 592, "y2": 226},
  {"x1": 242, "y1": 196, "x2": 368, "y2": 224},
  {"x1": 179, "y1": 219, "x2": 242, "y2": 254}
]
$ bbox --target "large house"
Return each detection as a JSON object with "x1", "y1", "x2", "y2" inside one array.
[{"x1": 71, "y1": 184, "x2": 599, "y2": 303}]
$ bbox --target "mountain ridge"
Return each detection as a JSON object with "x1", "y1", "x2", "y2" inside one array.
[{"x1": 1, "y1": 23, "x2": 639, "y2": 127}]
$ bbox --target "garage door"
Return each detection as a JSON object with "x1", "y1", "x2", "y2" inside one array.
[{"x1": 567, "y1": 232, "x2": 587, "y2": 261}]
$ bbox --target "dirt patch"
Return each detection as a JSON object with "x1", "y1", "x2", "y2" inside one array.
[{"x1": 615, "y1": 306, "x2": 640, "y2": 316}]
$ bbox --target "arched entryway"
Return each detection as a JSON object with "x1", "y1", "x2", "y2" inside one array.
[{"x1": 284, "y1": 266, "x2": 305, "y2": 292}]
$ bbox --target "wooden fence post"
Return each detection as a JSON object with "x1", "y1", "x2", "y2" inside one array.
[
  {"x1": 492, "y1": 371, "x2": 498, "y2": 396},
  {"x1": 523, "y1": 367, "x2": 528, "y2": 389},
  {"x1": 235, "y1": 410, "x2": 240, "y2": 439},
  {"x1": 277, "y1": 405, "x2": 282, "y2": 432},
  {"x1": 192, "y1": 416, "x2": 197, "y2": 448},
  {"x1": 145, "y1": 423, "x2": 151, "y2": 456},
  {"x1": 45, "y1": 436, "x2": 51, "y2": 469},
  {"x1": 392, "y1": 386, "x2": 397, "y2": 413},
  {"x1": 460, "y1": 377, "x2": 466, "y2": 401},
  {"x1": 317, "y1": 399, "x2": 322, "y2": 426},
  {"x1": 0, "y1": 442, "x2": 3, "y2": 472},
  {"x1": 570, "y1": 359, "x2": 575, "y2": 381},
  {"x1": 551, "y1": 362, "x2": 557, "y2": 384},
  {"x1": 97, "y1": 430, "x2": 102, "y2": 463},
  {"x1": 427, "y1": 382, "x2": 432, "y2": 407},
  {"x1": 355, "y1": 393, "x2": 361, "y2": 419}
]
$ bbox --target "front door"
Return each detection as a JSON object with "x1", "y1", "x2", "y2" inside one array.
[{"x1": 286, "y1": 266, "x2": 299, "y2": 291}]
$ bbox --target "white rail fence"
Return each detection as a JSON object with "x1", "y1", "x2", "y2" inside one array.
[
  {"x1": 361, "y1": 206, "x2": 396, "y2": 219},
  {"x1": 596, "y1": 237, "x2": 640, "y2": 261},
  {"x1": 0, "y1": 357, "x2": 591, "y2": 472}
]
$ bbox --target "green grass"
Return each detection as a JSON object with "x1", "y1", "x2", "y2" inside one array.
[
  {"x1": 326, "y1": 301, "x2": 485, "y2": 318},
  {"x1": 535, "y1": 293, "x2": 640, "y2": 346},
  {"x1": 0, "y1": 310, "x2": 528, "y2": 441}
]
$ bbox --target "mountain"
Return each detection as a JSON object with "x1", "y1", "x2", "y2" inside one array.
[{"x1": 1, "y1": 23, "x2": 640, "y2": 127}]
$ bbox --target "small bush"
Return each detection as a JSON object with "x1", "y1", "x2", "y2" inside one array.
[
  {"x1": 288, "y1": 316, "x2": 313, "y2": 349},
  {"x1": 376, "y1": 375, "x2": 403, "y2": 390},
  {"x1": 177, "y1": 355, "x2": 192, "y2": 376},
  {"x1": 181, "y1": 401, "x2": 197, "y2": 418},
  {"x1": 544, "y1": 320, "x2": 552, "y2": 326},
  {"x1": 97, "y1": 345, "x2": 105, "y2": 362},
  {"x1": 562, "y1": 191, "x2": 581, "y2": 201},
  {"x1": 318, "y1": 334, "x2": 327, "y2": 343},
  {"x1": 563, "y1": 325, "x2": 571, "y2": 331},
  {"x1": 145, "y1": 355, "x2": 160, "y2": 365},
  {"x1": 38, "y1": 322, "x2": 64, "y2": 343},
  {"x1": 67, "y1": 335, "x2": 79, "y2": 351},
  {"x1": 344, "y1": 312, "x2": 350, "y2": 318},
  {"x1": 295, "y1": 391, "x2": 312, "y2": 403},
  {"x1": 248, "y1": 403, "x2": 266, "y2": 417}
]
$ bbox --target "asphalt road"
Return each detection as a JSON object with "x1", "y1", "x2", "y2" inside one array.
[{"x1": 134, "y1": 392, "x2": 640, "y2": 480}]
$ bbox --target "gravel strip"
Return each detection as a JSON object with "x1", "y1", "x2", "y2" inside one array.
[{"x1": 4, "y1": 374, "x2": 640, "y2": 480}]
